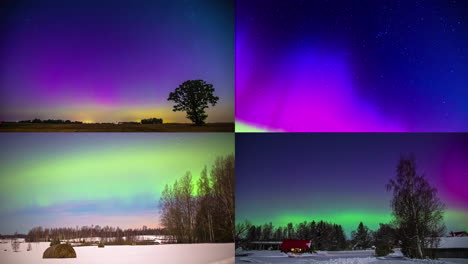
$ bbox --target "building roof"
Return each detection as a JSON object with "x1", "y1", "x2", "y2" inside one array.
[
  {"x1": 426, "y1": 237, "x2": 468, "y2": 249},
  {"x1": 450, "y1": 231, "x2": 468, "y2": 237}
]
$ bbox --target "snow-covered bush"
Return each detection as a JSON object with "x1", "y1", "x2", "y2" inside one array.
[{"x1": 11, "y1": 240, "x2": 20, "y2": 252}]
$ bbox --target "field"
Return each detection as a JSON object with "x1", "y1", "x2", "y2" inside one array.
[
  {"x1": 0, "y1": 241, "x2": 234, "y2": 264},
  {"x1": 0, "y1": 123, "x2": 234, "y2": 132},
  {"x1": 235, "y1": 249, "x2": 468, "y2": 264}
]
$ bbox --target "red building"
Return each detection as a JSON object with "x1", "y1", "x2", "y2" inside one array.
[
  {"x1": 449, "y1": 231, "x2": 468, "y2": 237},
  {"x1": 280, "y1": 239, "x2": 312, "y2": 253}
]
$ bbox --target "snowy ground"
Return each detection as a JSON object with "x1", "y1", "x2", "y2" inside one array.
[
  {"x1": 235, "y1": 249, "x2": 468, "y2": 264},
  {"x1": 0, "y1": 241, "x2": 234, "y2": 264}
]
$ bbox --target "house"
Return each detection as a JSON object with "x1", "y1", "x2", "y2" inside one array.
[
  {"x1": 280, "y1": 239, "x2": 312, "y2": 253},
  {"x1": 424, "y1": 236, "x2": 468, "y2": 258},
  {"x1": 449, "y1": 231, "x2": 468, "y2": 237}
]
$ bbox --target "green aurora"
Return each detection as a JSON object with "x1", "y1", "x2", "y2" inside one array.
[{"x1": 0, "y1": 133, "x2": 234, "y2": 233}]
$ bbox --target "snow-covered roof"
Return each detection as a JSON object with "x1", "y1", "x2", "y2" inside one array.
[
  {"x1": 432, "y1": 237, "x2": 468, "y2": 248},
  {"x1": 250, "y1": 241, "x2": 282, "y2": 244}
]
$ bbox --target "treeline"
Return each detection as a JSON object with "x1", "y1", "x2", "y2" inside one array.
[
  {"x1": 8, "y1": 117, "x2": 164, "y2": 124},
  {"x1": 0, "y1": 233, "x2": 27, "y2": 239},
  {"x1": 18, "y1": 119, "x2": 83, "y2": 124},
  {"x1": 236, "y1": 220, "x2": 398, "y2": 251},
  {"x1": 160, "y1": 154, "x2": 235, "y2": 243},
  {"x1": 141, "y1": 118, "x2": 163, "y2": 124},
  {"x1": 26, "y1": 225, "x2": 168, "y2": 242}
]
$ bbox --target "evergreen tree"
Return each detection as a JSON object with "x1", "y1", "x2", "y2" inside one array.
[
  {"x1": 352, "y1": 222, "x2": 372, "y2": 249},
  {"x1": 246, "y1": 225, "x2": 257, "y2": 241},
  {"x1": 373, "y1": 223, "x2": 398, "y2": 247}
]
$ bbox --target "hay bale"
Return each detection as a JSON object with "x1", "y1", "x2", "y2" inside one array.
[{"x1": 43, "y1": 244, "x2": 76, "y2": 258}]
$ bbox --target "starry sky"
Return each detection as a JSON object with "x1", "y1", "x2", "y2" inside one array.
[
  {"x1": 236, "y1": 0, "x2": 468, "y2": 132},
  {"x1": 0, "y1": 133, "x2": 234, "y2": 234},
  {"x1": 236, "y1": 133, "x2": 468, "y2": 236},
  {"x1": 0, "y1": 0, "x2": 233, "y2": 123}
]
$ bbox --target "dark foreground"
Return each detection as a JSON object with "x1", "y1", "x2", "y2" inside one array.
[{"x1": 0, "y1": 123, "x2": 234, "y2": 132}]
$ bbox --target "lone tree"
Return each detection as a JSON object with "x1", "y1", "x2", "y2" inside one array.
[
  {"x1": 168, "y1": 80, "x2": 219, "y2": 125},
  {"x1": 351, "y1": 222, "x2": 372, "y2": 249},
  {"x1": 386, "y1": 155, "x2": 445, "y2": 258}
]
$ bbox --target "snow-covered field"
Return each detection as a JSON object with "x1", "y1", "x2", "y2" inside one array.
[
  {"x1": 235, "y1": 249, "x2": 468, "y2": 264},
  {"x1": 0, "y1": 241, "x2": 234, "y2": 264}
]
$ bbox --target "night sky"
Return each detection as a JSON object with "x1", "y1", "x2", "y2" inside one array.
[
  {"x1": 0, "y1": 0, "x2": 233, "y2": 123},
  {"x1": 0, "y1": 133, "x2": 234, "y2": 234},
  {"x1": 236, "y1": 133, "x2": 468, "y2": 236},
  {"x1": 236, "y1": 0, "x2": 468, "y2": 132}
]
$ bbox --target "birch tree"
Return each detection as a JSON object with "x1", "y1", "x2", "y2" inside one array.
[{"x1": 386, "y1": 155, "x2": 445, "y2": 258}]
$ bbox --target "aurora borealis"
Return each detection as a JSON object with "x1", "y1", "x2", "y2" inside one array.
[
  {"x1": 236, "y1": 133, "x2": 468, "y2": 236},
  {"x1": 236, "y1": 0, "x2": 468, "y2": 132},
  {"x1": 0, "y1": 0, "x2": 233, "y2": 123},
  {"x1": 0, "y1": 133, "x2": 234, "y2": 233}
]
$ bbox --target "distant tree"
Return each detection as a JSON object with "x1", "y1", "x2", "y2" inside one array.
[
  {"x1": 274, "y1": 227, "x2": 283, "y2": 241},
  {"x1": 296, "y1": 221, "x2": 309, "y2": 239},
  {"x1": 386, "y1": 155, "x2": 445, "y2": 258},
  {"x1": 167, "y1": 80, "x2": 219, "y2": 125},
  {"x1": 286, "y1": 223, "x2": 295, "y2": 239},
  {"x1": 246, "y1": 225, "x2": 257, "y2": 242},
  {"x1": 255, "y1": 226, "x2": 262, "y2": 241},
  {"x1": 351, "y1": 222, "x2": 372, "y2": 249},
  {"x1": 333, "y1": 224, "x2": 347, "y2": 250},
  {"x1": 235, "y1": 220, "x2": 251, "y2": 241},
  {"x1": 316, "y1": 220, "x2": 329, "y2": 249},
  {"x1": 262, "y1": 222, "x2": 274, "y2": 241},
  {"x1": 310, "y1": 221, "x2": 317, "y2": 241}
]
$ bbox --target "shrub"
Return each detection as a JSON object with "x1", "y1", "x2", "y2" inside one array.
[
  {"x1": 375, "y1": 244, "x2": 394, "y2": 257},
  {"x1": 11, "y1": 240, "x2": 20, "y2": 252},
  {"x1": 98, "y1": 242, "x2": 105, "y2": 248},
  {"x1": 43, "y1": 244, "x2": 76, "y2": 258}
]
